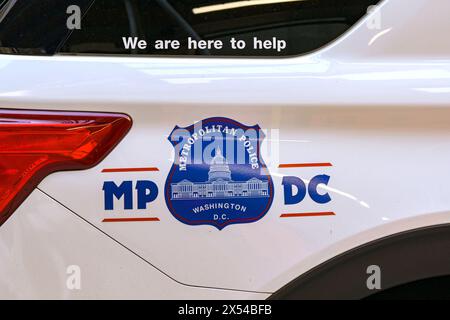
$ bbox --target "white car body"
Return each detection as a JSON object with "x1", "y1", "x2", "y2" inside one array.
[{"x1": 1, "y1": 0, "x2": 450, "y2": 299}]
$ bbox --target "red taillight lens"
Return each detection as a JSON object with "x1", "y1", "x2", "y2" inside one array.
[{"x1": 0, "y1": 109, "x2": 132, "y2": 226}]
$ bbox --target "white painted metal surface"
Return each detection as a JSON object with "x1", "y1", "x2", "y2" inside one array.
[{"x1": 0, "y1": 190, "x2": 267, "y2": 299}]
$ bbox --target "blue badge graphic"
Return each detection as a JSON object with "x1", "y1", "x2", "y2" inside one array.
[{"x1": 165, "y1": 117, "x2": 274, "y2": 230}]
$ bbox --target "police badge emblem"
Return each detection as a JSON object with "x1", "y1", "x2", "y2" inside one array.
[{"x1": 164, "y1": 117, "x2": 274, "y2": 230}]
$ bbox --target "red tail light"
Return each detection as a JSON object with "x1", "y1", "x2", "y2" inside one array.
[{"x1": 0, "y1": 109, "x2": 132, "y2": 226}]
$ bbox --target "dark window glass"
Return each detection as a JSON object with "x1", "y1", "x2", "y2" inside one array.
[
  {"x1": 61, "y1": 0, "x2": 194, "y2": 55},
  {"x1": 0, "y1": 0, "x2": 381, "y2": 57},
  {"x1": 169, "y1": 0, "x2": 380, "y2": 56},
  {"x1": 60, "y1": 0, "x2": 381, "y2": 56},
  {"x1": 0, "y1": 0, "x2": 93, "y2": 55}
]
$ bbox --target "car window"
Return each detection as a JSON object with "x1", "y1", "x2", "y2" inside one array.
[
  {"x1": 0, "y1": 0, "x2": 93, "y2": 55},
  {"x1": 61, "y1": 0, "x2": 381, "y2": 56},
  {"x1": 0, "y1": 0, "x2": 381, "y2": 57},
  {"x1": 60, "y1": 0, "x2": 194, "y2": 55}
]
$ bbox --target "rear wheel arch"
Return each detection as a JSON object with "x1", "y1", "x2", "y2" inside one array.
[{"x1": 270, "y1": 224, "x2": 450, "y2": 299}]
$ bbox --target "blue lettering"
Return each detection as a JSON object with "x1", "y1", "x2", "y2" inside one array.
[
  {"x1": 136, "y1": 180, "x2": 159, "y2": 209},
  {"x1": 282, "y1": 176, "x2": 307, "y2": 205},
  {"x1": 103, "y1": 181, "x2": 133, "y2": 210},
  {"x1": 308, "y1": 175, "x2": 331, "y2": 204}
]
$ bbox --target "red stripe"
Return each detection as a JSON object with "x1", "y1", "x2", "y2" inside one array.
[
  {"x1": 102, "y1": 167, "x2": 159, "y2": 173},
  {"x1": 102, "y1": 217, "x2": 160, "y2": 222},
  {"x1": 279, "y1": 163, "x2": 332, "y2": 168},
  {"x1": 280, "y1": 212, "x2": 335, "y2": 218}
]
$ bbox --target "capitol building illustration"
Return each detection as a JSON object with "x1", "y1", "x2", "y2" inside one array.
[{"x1": 171, "y1": 148, "x2": 269, "y2": 200}]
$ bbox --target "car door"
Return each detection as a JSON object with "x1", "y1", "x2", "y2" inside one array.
[{"x1": 1, "y1": 0, "x2": 450, "y2": 298}]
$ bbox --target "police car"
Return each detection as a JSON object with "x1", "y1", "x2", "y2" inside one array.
[{"x1": 0, "y1": 0, "x2": 449, "y2": 299}]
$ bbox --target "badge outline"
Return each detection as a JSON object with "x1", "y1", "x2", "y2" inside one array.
[{"x1": 164, "y1": 117, "x2": 274, "y2": 230}]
